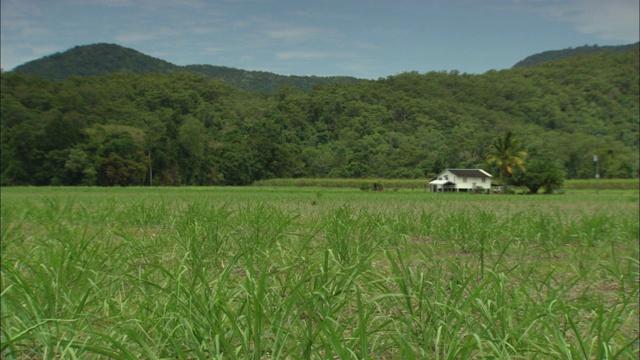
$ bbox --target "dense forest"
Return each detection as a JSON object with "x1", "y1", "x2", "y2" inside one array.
[{"x1": 1, "y1": 46, "x2": 638, "y2": 186}]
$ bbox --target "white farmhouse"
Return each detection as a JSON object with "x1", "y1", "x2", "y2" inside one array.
[{"x1": 429, "y1": 169, "x2": 493, "y2": 193}]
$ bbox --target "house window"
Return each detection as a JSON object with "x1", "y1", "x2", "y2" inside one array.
[
  {"x1": 438, "y1": 177, "x2": 442, "y2": 180},
  {"x1": 463, "y1": 177, "x2": 467, "y2": 182},
  {"x1": 444, "y1": 175, "x2": 448, "y2": 180},
  {"x1": 482, "y1": 177, "x2": 486, "y2": 182}
]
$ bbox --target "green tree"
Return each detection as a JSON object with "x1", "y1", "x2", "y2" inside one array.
[
  {"x1": 486, "y1": 131, "x2": 527, "y2": 191},
  {"x1": 217, "y1": 141, "x2": 253, "y2": 185},
  {"x1": 1, "y1": 123, "x2": 42, "y2": 185},
  {"x1": 178, "y1": 117, "x2": 208, "y2": 158},
  {"x1": 64, "y1": 148, "x2": 98, "y2": 186},
  {"x1": 514, "y1": 157, "x2": 565, "y2": 194},
  {"x1": 41, "y1": 110, "x2": 87, "y2": 152},
  {"x1": 98, "y1": 153, "x2": 147, "y2": 186}
]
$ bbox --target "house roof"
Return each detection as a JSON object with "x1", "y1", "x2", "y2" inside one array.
[{"x1": 446, "y1": 169, "x2": 493, "y2": 178}]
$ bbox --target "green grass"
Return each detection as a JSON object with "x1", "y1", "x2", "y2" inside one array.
[{"x1": 2, "y1": 186, "x2": 638, "y2": 359}]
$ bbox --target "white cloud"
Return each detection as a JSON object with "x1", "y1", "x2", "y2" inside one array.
[
  {"x1": 1, "y1": 18, "x2": 50, "y2": 37},
  {"x1": 340, "y1": 60, "x2": 383, "y2": 80},
  {"x1": 66, "y1": 0, "x2": 206, "y2": 9},
  {"x1": 192, "y1": 26, "x2": 222, "y2": 35},
  {"x1": 561, "y1": 0, "x2": 639, "y2": 41},
  {"x1": 510, "y1": 0, "x2": 639, "y2": 42},
  {"x1": 265, "y1": 25, "x2": 325, "y2": 42},
  {"x1": 0, "y1": 44, "x2": 64, "y2": 70},
  {"x1": 276, "y1": 49, "x2": 357, "y2": 60},
  {"x1": 0, "y1": 0, "x2": 48, "y2": 37},
  {"x1": 113, "y1": 25, "x2": 192, "y2": 44},
  {"x1": 113, "y1": 32, "x2": 162, "y2": 43},
  {"x1": 276, "y1": 51, "x2": 334, "y2": 60}
]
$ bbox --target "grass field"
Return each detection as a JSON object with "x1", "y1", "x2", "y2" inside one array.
[{"x1": 2, "y1": 186, "x2": 639, "y2": 359}]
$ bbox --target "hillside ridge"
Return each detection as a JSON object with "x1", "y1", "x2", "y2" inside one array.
[
  {"x1": 11, "y1": 43, "x2": 363, "y2": 92},
  {"x1": 12, "y1": 42, "x2": 639, "y2": 92},
  {"x1": 513, "y1": 43, "x2": 639, "y2": 68}
]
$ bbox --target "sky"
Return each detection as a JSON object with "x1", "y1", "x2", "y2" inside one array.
[{"x1": 1, "y1": 0, "x2": 638, "y2": 79}]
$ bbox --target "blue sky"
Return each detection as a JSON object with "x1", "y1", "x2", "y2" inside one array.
[{"x1": 1, "y1": 0, "x2": 638, "y2": 79}]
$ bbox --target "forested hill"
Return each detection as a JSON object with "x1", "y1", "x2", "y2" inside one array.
[
  {"x1": 1, "y1": 48, "x2": 638, "y2": 187},
  {"x1": 11, "y1": 44, "x2": 181, "y2": 79},
  {"x1": 10, "y1": 43, "x2": 363, "y2": 92},
  {"x1": 513, "y1": 42, "x2": 639, "y2": 68}
]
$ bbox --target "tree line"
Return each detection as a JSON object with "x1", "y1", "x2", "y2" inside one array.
[{"x1": 1, "y1": 48, "x2": 638, "y2": 187}]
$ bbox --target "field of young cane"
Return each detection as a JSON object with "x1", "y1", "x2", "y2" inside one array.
[{"x1": 2, "y1": 186, "x2": 639, "y2": 359}]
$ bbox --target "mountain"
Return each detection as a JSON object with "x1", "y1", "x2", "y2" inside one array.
[
  {"x1": 513, "y1": 43, "x2": 639, "y2": 68},
  {"x1": 12, "y1": 43, "x2": 181, "y2": 79},
  {"x1": 15, "y1": 42, "x2": 638, "y2": 93},
  {"x1": 10, "y1": 43, "x2": 363, "y2": 93}
]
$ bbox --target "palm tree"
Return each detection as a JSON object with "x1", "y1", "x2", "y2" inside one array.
[{"x1": 486, "y1": 131, "x2": 527, "y2": 192}]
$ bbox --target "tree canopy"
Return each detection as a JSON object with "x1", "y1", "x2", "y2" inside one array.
[{"x1": 486, "y1": 131, "x2": 527, "y2": 187}]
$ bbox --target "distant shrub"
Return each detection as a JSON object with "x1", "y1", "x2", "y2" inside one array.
[{"x1": 564, "y1": 179, "x2": 639, "y2": 190}]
